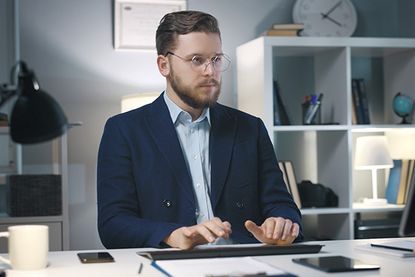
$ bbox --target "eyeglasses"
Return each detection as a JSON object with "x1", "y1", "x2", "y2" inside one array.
[{"x1": 165, "y1": 52, "x2": 231, "y2": 72}]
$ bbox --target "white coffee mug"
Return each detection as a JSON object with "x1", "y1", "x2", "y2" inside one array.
[{"x1": 0, "y1": 225, "x2": 49, "y2": 270}]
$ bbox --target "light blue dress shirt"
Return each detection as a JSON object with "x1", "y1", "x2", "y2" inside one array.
[{"x1": 163, "y1": 92, "x2": 214, "y2": 224}]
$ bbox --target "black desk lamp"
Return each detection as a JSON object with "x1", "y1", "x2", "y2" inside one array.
[{"x1": 0, "y1": 61, "x2": 68, "y2": 143}]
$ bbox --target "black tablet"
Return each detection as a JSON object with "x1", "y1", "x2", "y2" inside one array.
[
  {"x1": 138, "y1": 243, "x2": 323, "y2": 260},
  {"x1": 292, "y1": 256, "x2": 380, "y2": 273}
]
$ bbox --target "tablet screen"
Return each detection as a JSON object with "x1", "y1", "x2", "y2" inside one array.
[{"x1": 292, "y1": 256, "x2": 380, "y2": 272}]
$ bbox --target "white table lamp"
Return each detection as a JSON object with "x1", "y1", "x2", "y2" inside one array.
[
  {"x1": 121, "y1": 92, "x2": 159, "y2": 113},
  {"x1": 355, "y1": 136, "x2": 393, "y2": 206}
]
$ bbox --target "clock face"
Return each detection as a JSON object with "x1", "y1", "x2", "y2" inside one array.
[{"x1": 293, "y1": 0, "x2": 357, "y2": 37}]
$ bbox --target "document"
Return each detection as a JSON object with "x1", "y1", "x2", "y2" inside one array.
[
  {"x1": 151, "y1": 256, "x2": 295, "y2": 277},
  {"x1": 355, "y1": 240, "x2": 415, "y2": 258},
  {"x1": 370, "y1": 240, "x2": 415, "y2": 252}
]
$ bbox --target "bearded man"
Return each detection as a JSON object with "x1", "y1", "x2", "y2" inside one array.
[{"x1": 97, "y1": 10, "x2": 303, "y2": 250}]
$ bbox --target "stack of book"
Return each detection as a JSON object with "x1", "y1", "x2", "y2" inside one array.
[
  {"x1": 264, "y1": 23, "x2": 304, "y2": 37},
  {"x1": 385, "y1": 159, "x2": 415, "y2": 204}
]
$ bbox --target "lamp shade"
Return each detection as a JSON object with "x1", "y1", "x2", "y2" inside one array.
[
  {"x1": 9, "y1": 64, "x2": 68, "y2": 144},
  {"x1": 354, "y1": 136, "x2": 393, "y2": 170},
  {"x1": 121, "y1": 92, "x2": 159, "y2": 113},
  {"x1": 386, "y1": 130, "x2": 415, "y2": 159}
]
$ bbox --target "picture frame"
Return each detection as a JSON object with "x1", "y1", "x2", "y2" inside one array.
[{"x1": 114, "y1": 0, "x2": 186, "y2": 50}]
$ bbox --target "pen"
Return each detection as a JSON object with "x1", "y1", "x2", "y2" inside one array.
[{"x1": 138, "y1": 262, "x2": 143, "y2": 274}]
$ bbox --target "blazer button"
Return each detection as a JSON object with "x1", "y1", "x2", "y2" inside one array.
[
  {"x1": 163, "y1": 199, "x2": 172, "y2": 208},
  {"x1": 236, "y1": 201, "x2": 245, "y2": 209}
]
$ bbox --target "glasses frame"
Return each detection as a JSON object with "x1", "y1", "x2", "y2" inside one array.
[{"x1": 165, "y1": 51, "x2": 231, "y2": 72}]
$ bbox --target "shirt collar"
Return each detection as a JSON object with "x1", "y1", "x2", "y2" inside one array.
[{"x1": 163, "y1": 91, "x2": 211, "y2": 125}]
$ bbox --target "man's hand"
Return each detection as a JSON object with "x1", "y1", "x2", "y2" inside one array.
[
  {"x1": 164, "y1": 217, "x2": 232, "y2": 249},
  {"x1": 245, "y1": 217, "x2": 299, "y2": 245}
]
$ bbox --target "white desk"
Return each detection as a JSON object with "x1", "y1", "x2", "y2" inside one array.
[{"x1": 1, "y1": 238, "x2": 415, "y2": 277}]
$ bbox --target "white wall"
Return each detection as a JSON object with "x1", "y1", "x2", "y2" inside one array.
[{"x1": 4, "y1": 0, "x2": 414, "y2": 250}]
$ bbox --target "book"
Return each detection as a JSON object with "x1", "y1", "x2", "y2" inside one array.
[
  {"x1": 273, "y1": 81, "x2": 291, "y2": 125},
  {"x1": 264, "y1": 23, "x2": 304, "y2": 36},
  {"x1": 351, "y1": 79, "x2": 364, "y2": 124},
  {"x1": 265, "y1": 29, "x2": 301, "y2": 37},
  {"x1": 385, "y1": 160, "x2": 402, "y2": 204},
  {"x1": 357, "y1": 78, "x2": 371, "y2": 124},
  {"x1": 272, "y1": 23, "x2": 304, "y2": 30},
  {"x1": 278, "y1": 161, "x2": 291, "y2": 194},
  {"x1": 404, "y1": 160, "x2": 415, "y2": 203},
  {"x1": 397, "y1": 159, "x2": 410, "y2": 204},
  {"x1": 284, "y1": 161, "x2": 302, "y2": 208},
  {"x1": 351, "y1": 94, "x2": 357, "y2": 124}
]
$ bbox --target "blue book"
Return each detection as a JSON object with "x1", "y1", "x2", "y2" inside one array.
[{"x1": 385, "y1": 160, "x2": 402, "y2": 204}]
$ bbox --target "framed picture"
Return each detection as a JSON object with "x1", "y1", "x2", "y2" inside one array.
[{"x1": 114, "y1": 0, "x2": 186, "y2": 50}]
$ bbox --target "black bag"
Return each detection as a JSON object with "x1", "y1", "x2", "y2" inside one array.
[{"x1": 298, "y1": 180, "x2": 338, "y2": 208}]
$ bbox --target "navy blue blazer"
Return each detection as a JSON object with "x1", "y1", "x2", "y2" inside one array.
[{"x1": 97, "y1": 94, "x2": 302, "y2": 248}]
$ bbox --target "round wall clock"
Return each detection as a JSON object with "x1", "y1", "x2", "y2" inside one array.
[{"x1": 293, "y1": 0, "x2": 357, "y2": 37}]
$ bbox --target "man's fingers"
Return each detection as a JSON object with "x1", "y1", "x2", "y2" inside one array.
[
  {"x1": 291, "y1": 223, "x2": 300, "y2": 237},
  {"x1": 223, "y1": 221, "x2": 232, "y2": 233},
  {"x1": 263, "y1": 218, "x2": 276, "y2": 239},
  {"x1": 281, "y1": 219, "x2": 293, "y2": 240},
  {"x1": 245, "y1": 220, "x2": 264, "y2": 239},
  {"x1": 204, "y1": 217, "x2": 232, "y2": 238}
]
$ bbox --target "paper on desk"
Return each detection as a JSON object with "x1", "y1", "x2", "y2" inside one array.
[
  {"x1": 355, "y1": 242, "x2": 415, "y2": 258},
  {"x1": 152, "y1": 256, "x2": 289, "y2": 277}
]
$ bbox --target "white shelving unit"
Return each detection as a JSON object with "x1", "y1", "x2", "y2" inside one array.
[
  {"x1": 0, "y1": 127, "x2": 69, "y2": 251},
  {"x1": 237, "y1": 36, "x2": 415, "y2": 240}
]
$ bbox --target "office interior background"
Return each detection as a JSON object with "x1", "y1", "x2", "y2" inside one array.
[{"x1": 1, "y1": 0, "x2": 415, "y2": 250}]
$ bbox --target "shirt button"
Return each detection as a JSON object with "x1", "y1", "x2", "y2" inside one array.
[
  {"x1": 162, "y1": 199, "x2": 172, "y2": 208},
  {"x1": 196, "y1": 183, "x2": 201, "y2": 188},
  {"x1": 193, "y1": 154, "x2": 198, "y2": 160},
  {"x1": 236, "y1": 202, "x2": 245, "y2": 209}
]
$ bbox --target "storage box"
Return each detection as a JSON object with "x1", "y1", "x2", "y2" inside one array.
[{"x1": 6, "y1": 174, "x2": 62, "y2": 216}]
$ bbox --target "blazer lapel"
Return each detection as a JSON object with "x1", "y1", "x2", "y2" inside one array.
[
  {"x1": 210, "y1": 104, "x2": 237, "y2": 209},
  {"x1": 146, "y1": 95, "x2": 195, "y2": 205}
]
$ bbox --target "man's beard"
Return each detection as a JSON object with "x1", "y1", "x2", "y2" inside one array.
[{"x1": 168, "y1": 70, "x2": 221, "y2": 109}]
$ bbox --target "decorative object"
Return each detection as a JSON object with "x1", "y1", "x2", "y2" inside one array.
[
  {"x1": 393, "y1": 92, "x2": 414, "y2": 124},
  {"x1": 114, "y1": 0, "x2": 186, "y2": 50},
  {"x1": 292, "y1": 0, "x2": 357, "y2": 37},
  {"x1": 0, "y1": 61, "x2": 68, "y2": 144},
  {"x1": 121, "y1": 92, "x2": 159, "y2": 113},
  {"x1": 6, "y1": 174, "x2": 62, "y2": 216},
  {"x1": 354, "y1": 136, "x2": 393, "y2": 206}
]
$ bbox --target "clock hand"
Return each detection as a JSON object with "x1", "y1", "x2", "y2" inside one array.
[
  {"x1": 321, "y1": 0, "x2": 343, "y2": 19},
  {"x1": 320, "y1": 13, "x2": 342, "y2": 27}
]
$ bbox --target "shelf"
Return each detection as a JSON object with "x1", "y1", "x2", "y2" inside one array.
[
  {"x1": 352, "y1": 203, "x2": 405, "y2": 213},
  {"x1": 0, "y1": 126, "x2": 10, "y2": 134},
  {"x1": 0, "y1": 213, "x2": 64, "y2": 222},
  {"x1": 237, "y1": 36, "x2": 415, "y2": 240},
  {"x1": 273, "y1": 125, "x2": 348, "y2": 132},
  {"x1": 351, "y1": 125, "x2": 415, "y2": 132},
  {"x1": 301, "y1": 208, "x2": 350, "y2": 215}
]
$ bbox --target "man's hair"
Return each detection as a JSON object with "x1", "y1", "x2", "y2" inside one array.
[{"x1": 156, "y1": 10, "x2": 221, "y2": 55}]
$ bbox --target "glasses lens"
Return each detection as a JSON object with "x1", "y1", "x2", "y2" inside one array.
[
  {"x1": 188, "y1": 54, "x2": 231, "y2": 72},
  {"x1": 214, "y1": 55, "x2": 231, "y2": 72}
]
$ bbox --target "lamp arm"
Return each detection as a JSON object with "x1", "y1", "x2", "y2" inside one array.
[
  {"x1": 0, "y1": 61, "x2": 37, "y2": 108},
  {"x1": 0, "y1": 84, "x2": 18, "y2": 108}
]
